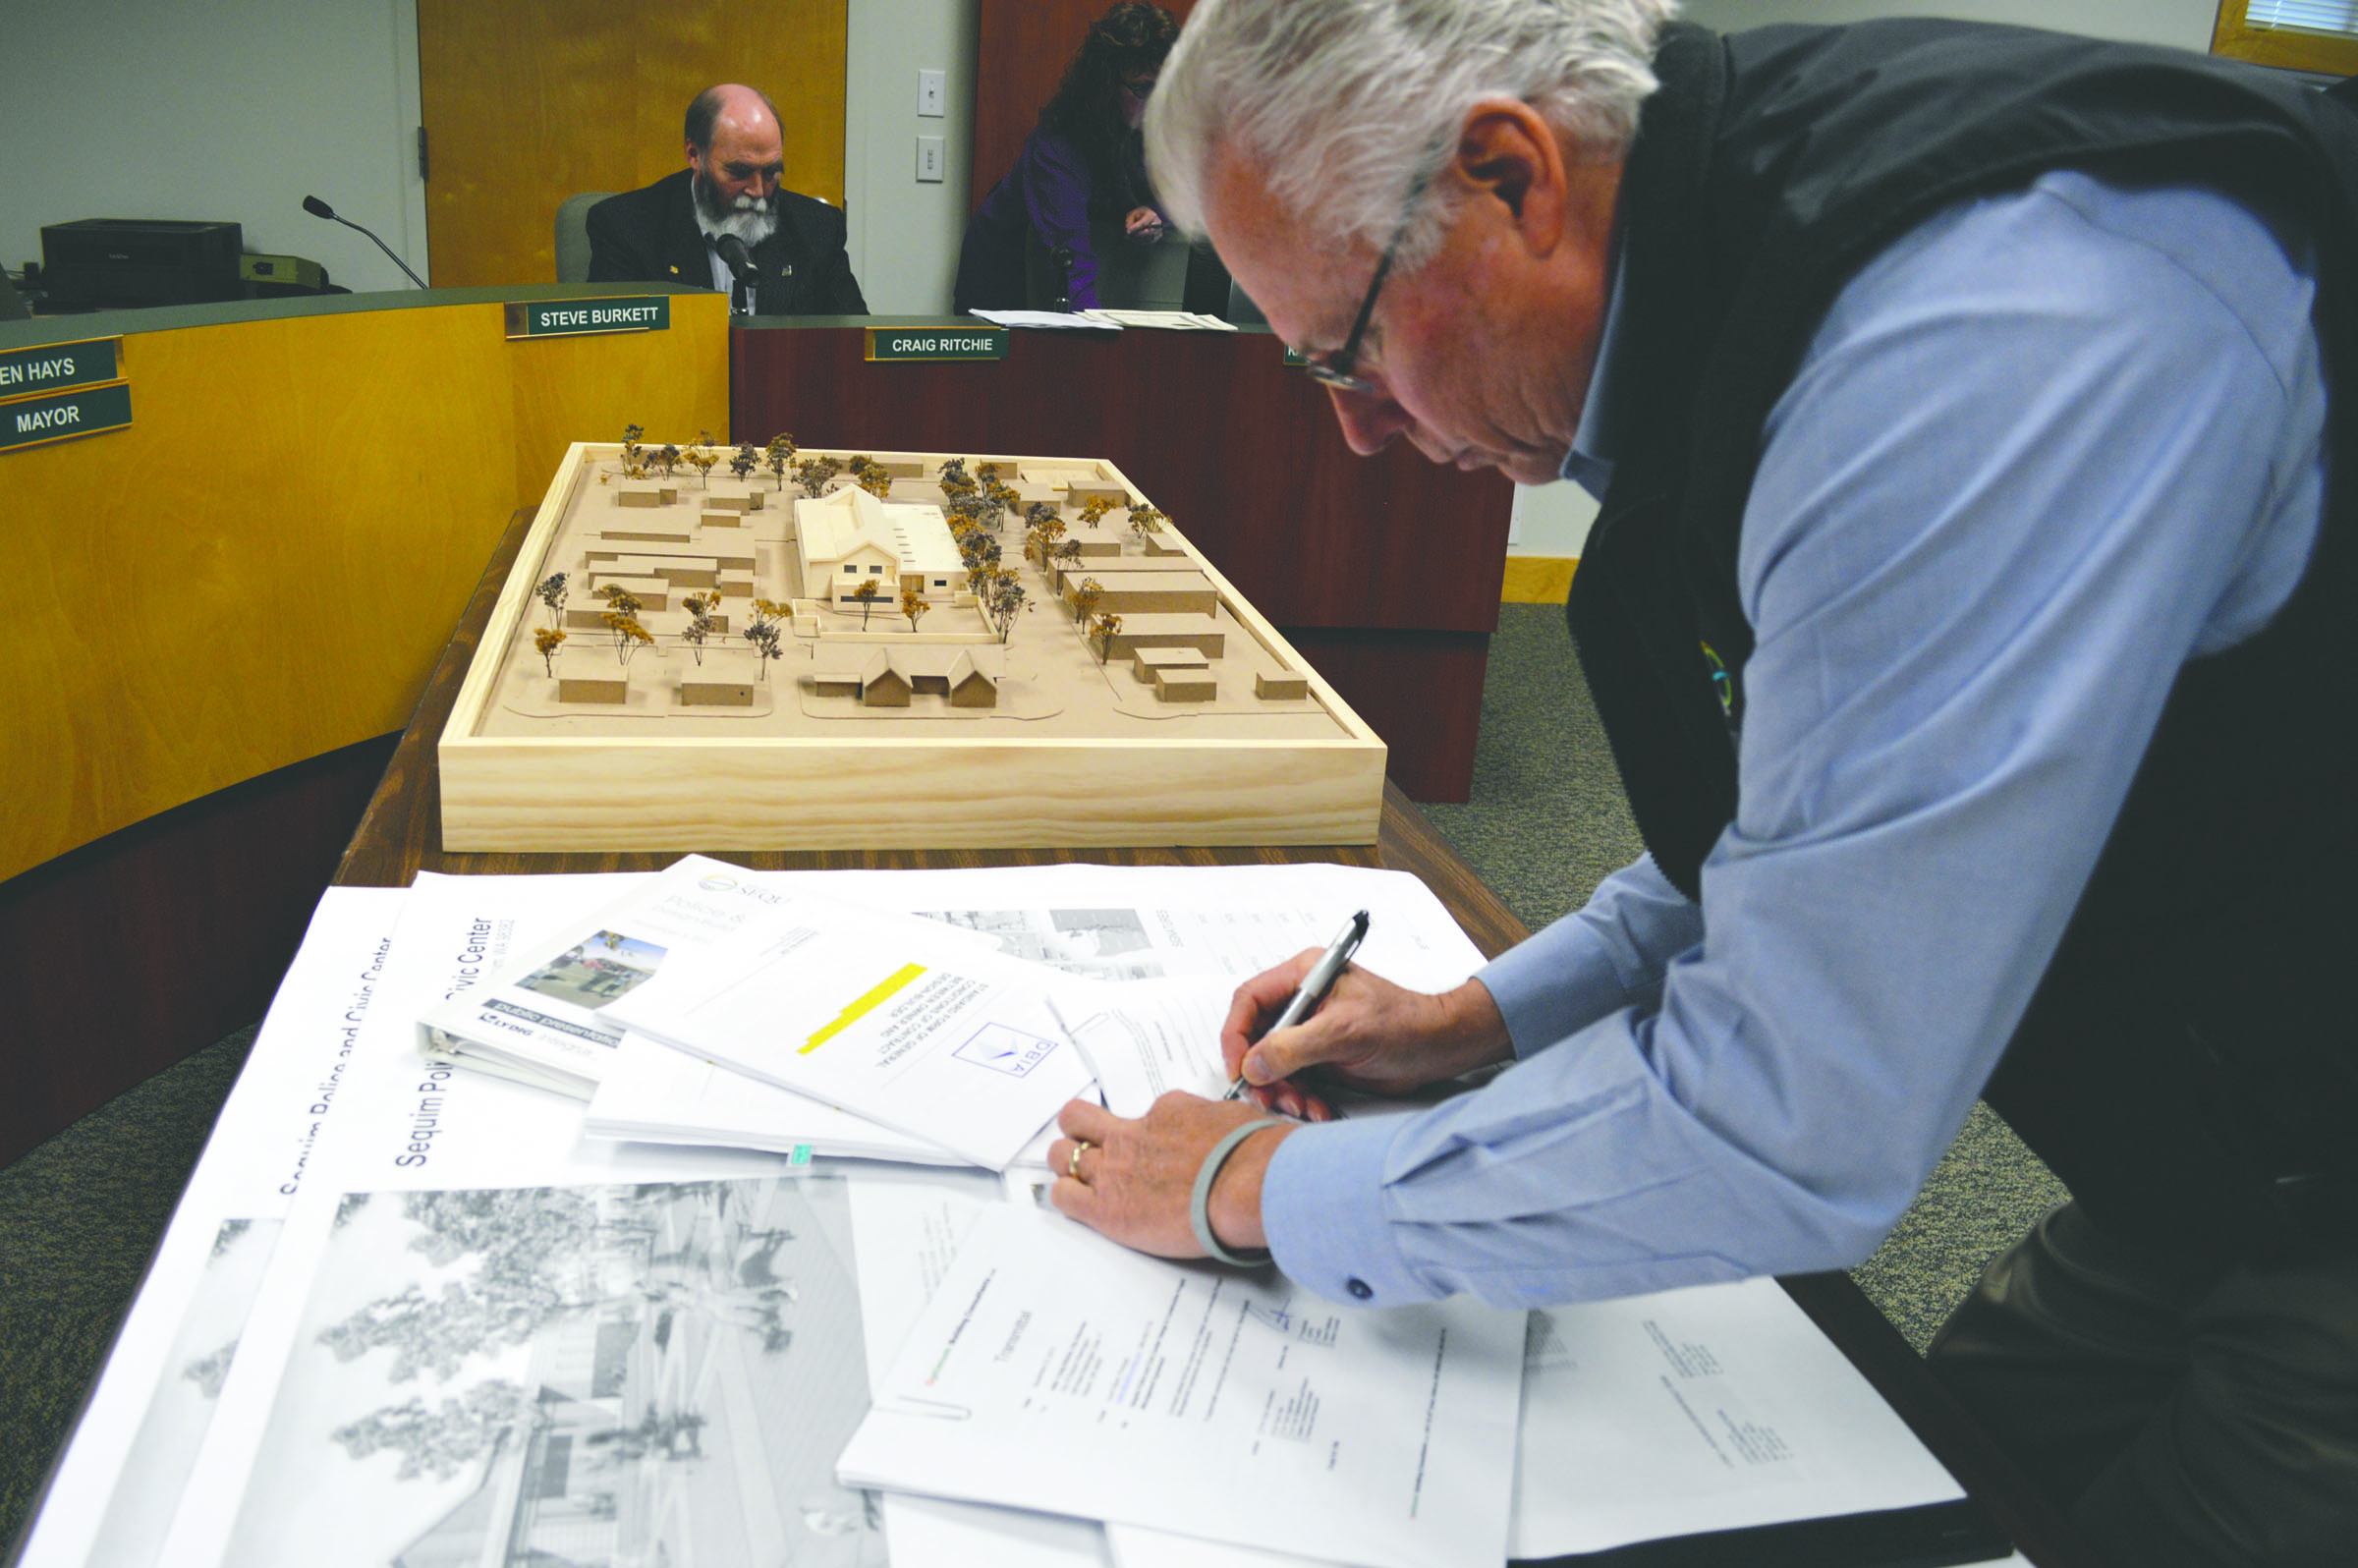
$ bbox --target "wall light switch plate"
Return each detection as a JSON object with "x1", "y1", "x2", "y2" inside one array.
[
  {"x1": 916, "y1": 136, "x2": 945, "y2": 183},
  {"x1": 918, "y1": 68, "x2": 947, "y2": 118}
]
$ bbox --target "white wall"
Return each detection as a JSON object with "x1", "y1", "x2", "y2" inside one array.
[
  {"x1": 1511, "y1": 0, "x2": 2220, "y2": 558},
  {"x1": 843, "y1": 0, "x2": 982, "y2": 312},
  {"x1": 0, "y1": 0, "x2": 429, "y2": 295}
]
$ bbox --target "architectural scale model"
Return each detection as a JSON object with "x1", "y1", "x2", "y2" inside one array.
[{"x1": 437, "y1": 436, "x2": 1387, "y2": 849}]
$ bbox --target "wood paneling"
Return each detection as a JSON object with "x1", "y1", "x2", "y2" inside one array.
[
  {"x1": 2, "y1": 290, "x2": 730, "y2": 885},
  {"x1": 973, "y1": 0, "x2": 1202, "y2": 206},
  {"x1": 731, "y1": 319, "x2": 1509, "y2": 800},
  {"x1": 418, "y1": 0, "x2": 850, "y2": 288}
]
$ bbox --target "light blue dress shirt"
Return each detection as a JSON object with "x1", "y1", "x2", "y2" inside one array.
[{"x1": 1261, "y1": 169, "x2": 2328, "y2": 1310}]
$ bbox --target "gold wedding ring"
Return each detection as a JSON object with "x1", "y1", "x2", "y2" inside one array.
[{"x1": 1067, "y1": 1139, "x2": 1093, "y2": 1179}]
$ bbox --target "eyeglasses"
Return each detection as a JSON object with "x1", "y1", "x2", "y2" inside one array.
[
  {"x1": 1293, "y1": 167, "x2": 1434, "y2": 396},
  {"x1": 1119, "y1": 75, "x2": 1157, "y2": 100}
]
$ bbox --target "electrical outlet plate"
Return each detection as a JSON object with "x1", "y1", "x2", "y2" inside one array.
[{"x1": 916, "y1": 135, "x2": 945, "y2": 183}]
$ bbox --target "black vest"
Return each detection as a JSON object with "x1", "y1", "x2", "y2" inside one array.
[{"x1": 1571, "y1": 20, "x2": 2358, "y2": 1248}]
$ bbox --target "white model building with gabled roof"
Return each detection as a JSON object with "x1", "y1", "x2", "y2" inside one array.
[{"x1": 796, "y1": 484, "x2": 965, "y2": 606}]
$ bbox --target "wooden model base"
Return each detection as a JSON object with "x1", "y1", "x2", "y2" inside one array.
[{"x1": 437, "y1": 443, "x2": 1387, "y2": 849}]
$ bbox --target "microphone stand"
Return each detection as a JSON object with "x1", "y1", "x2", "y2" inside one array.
[{"x1": 301, "y1": 196, "x2": 427, "y2": 288}]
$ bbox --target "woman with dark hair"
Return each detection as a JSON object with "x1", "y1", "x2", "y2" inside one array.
[{"x1": 953, "y1": 3, "x2": 1181, "y2": 312}]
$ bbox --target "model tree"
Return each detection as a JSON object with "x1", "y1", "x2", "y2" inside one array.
[
  {"x1": 985, "y1": 478, "x2": 1020, "y2": 517},
  {"x1": 1024, "y1": 501, "x2": 1059, "y2": 532},
  {"x1": 1050, "y1": 538, "x2": 1085, "y2": 575},
  {"x1": 1025, "y1": 511, "x2": 1068, "y2": 565},
  {"x1": 937, "y1": 457, "x2": 971, "y2": 491},
  {"x1": 764, "y1": 433, "x2": 798, "y2": 488},
  {"x1": 900, "y1": 584, "x2": 930, "y2": 633},
  {"x1": 1127, "y1": 502, "x2": 1168, "y2": 544},
  {"x1": 1069, "y1": 576, "x2": 1104, "y2": 627},
  {"x1": 975, "y1": 461, "x2": 1002, "y2": 486},
  {"x1": 744, "y1": 620, "x2": 782, "y2": 679},
  {"x1": 730, "y1": 443, "x2": 759, "y2": 483},
  {"x1": 857, "y1": 467, "x2": 893, "y2": 499},
  {"x1": 1090, "y1": 611, "x2": 1124, "y2": 664},
  {"x1": 794, "y1": 454, "x2": 843, "y2": 496},
  {"x1": 654, "y1": 443, "x2": 681, "y2": 479},
  {"x1": 679, "y1": 591, "x2": 720, "y2": 665},
  {"x1": 533, "y1": 627, "x2": 567, "y2": 677},
  {"x1": 851, "y1": 578, "x2": 883, "y2": 629},
  {"x1": 1078, "y1": 494, "x2": 1118, "y2": 527},
  {"x1": 600, "y1": 607, "x2": 653, "y2": 666},
  {"x1": 686, "y1": 432, "x2": 721, "y2": 487},
  {"x1": 620, "y1": 423, "x2": 646, "y2": 478},
  {"x1": 980, "y1": 568, "x2": 1028, "y2": 644},
  {"x1": 533, "y1": 571, "x2": 569, "y2": 628}
]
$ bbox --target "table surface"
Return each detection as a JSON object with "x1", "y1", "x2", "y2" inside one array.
[{"x1": 332, "y1": 508, "x2": 2086, "y2": 1568}]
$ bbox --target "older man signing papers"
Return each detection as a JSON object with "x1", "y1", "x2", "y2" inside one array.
[{"x1": 1043, "y1": 4, "x2": 2358, "y2": 1564}]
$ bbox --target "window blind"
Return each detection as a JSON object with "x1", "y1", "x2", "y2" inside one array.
[{"x1": 2245, "y1": 2, "x2": 2358, "y2": 34}]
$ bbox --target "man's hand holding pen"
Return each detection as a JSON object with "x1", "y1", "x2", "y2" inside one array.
[{"x1": 1049, "y1": 911, "x2": 1519, "y2": 1264}]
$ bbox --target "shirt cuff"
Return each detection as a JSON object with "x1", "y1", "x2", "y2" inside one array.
[
  {"x1": 1478, "y1": 920, "x2": 1639, "y2": 1059},
  {"x1": 1262, "y1": 1116, "x2": 1444, "y2": 1308}
]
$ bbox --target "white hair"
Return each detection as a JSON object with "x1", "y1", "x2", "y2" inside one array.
[{"x1": 1147, "y1": 0, "x2": 1679, "y2": 268}]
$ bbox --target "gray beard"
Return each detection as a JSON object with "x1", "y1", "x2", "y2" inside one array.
[{"x1": 692, "y1": 169, "x2": 781, "y2": 248}]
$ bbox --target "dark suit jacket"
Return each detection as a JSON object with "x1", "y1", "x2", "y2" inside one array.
[{"x1": 586, "y1": 169, "x2": 869, "y2": 314}]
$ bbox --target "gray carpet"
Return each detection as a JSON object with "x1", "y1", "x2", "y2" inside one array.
[{"x1": 0, "y1": 604, "x2": 2068, "y2": 1552}]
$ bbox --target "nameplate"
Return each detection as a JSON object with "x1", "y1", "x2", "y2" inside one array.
[
  {"x1": 504, "y1": 297, "x2": 672, "y2": 340},
  {"x1": 1281, "y1": 346, "x2": 1309, "y2": 366},
  {"x1": 865, "y1": 326, "x2": 1008, "y2": 363},
  {"x1": 2, "y1": 381, "x2": 133, "y2": 453},
  {"x1": 0, "y1": 337, "x2": 120, "y2": 397}
]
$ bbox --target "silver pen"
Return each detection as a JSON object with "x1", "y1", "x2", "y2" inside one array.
[{"x1": 1225, "y1": 910, "x2": 1369, "y2": 1101}]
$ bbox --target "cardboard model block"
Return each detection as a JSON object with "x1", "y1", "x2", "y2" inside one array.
[
  {"x1": 702, "y1": 490, "x2": 764, "y2": 512},
  {"x1": 1153, "y1": 668, "x2": 1218, "y2": 703},
  {"x1": 679, "y1": 678, "x2": 754, "y2": 707},
  {"x1": 1142, "y1": 531, "x2": 1188, "y2": 557},
  {"x1": 615, "y1": 483, "x2": 663, "y2": 508},
  {"x1": 1094, "y1": 570, "x2": 1216, "y2": 617},
  {"x1": 700, "y1": 510, "x2": 746, "y2": 529},
  {"x1": 656, "y1": 562, "x2": 719, "y2": 589},
  {"x1": 605, "y1": 527, "x2": 694, "y2": 543},
  {"x1": 1132, "y1": 645, "x2": 1210, "y2": 684},
  {"x1": 861, "y1": 648, "x2": 911, "y2": 707},
  {"x1": 1064, "y1": 479, "x2": 1133, "y2": 508},
  {"x1": 1256, "y1": 671, "x2": 1311, "y2": 701},
  {"x1": 1101, "y1": 620, "x2": 1227, "y2": 661},
  {"x1": 558, "y1": 674, "x2": 629, "y2": 703}
]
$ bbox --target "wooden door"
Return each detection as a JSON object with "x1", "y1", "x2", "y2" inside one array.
[
  {"x1": 972, "y1": 0, "x2": 1200, "y2": 204},
  {"x1": 418, "y1": 1, "x2": 849, "y2": 287}
]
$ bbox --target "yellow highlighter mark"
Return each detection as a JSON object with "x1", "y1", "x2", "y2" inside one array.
[{"x1": 802, "y1": 963, "x2": 927, "y2": 1054}]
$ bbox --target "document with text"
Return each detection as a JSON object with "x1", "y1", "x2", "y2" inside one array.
[
  {"x1": 838, "y1": 1204, "x2": 1524, "y2": 1568},
  {"x1": 606, "y1": 893, "x2": 1092, "y2": 1168}
]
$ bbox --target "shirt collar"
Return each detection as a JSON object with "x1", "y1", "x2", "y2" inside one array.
[{"x1": 1559, "y1": 231, "x2": 1632, "y2": 501}]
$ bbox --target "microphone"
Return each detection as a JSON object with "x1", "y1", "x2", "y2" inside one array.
[
  {"x1": 301, "y1": 195, "x2": 427, "y2": 289},
  {"x1": 714, "y1": 234, "x2": 758, "y2": 314},
  {"x1": 713, "y1": 234, "x2": 757, "y2": 285}
]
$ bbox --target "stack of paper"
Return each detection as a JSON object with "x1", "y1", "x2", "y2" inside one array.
[{"x1": 17, "y1": 862, "x2": 1999, "y2": 1568}]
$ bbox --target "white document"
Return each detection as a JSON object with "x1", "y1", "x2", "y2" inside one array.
[
  {"x1": 969, "y1": 308, "x2": 1122, "y2": 329},
  {"x1": 838, "y1": 1204, "x2": 1526, "y2": 1568},
  {"x1": 605, "y1": 892, "x2": 1095, "y2": 1169},
  {"x1": 1507, "y1": 1278, "x2": 1965, "y2": 1557},
  {"x1": 417, "y1": 856, "x2": 837, "y2": 1096},
  {"x1": 586, "y1": 1030, "x2": 967, "y2": 1165},
  {"x1": 13, "y1": 887, "x2": 403, "y2": 1568},
  {"x1": 207, "y1": 1172, "x2": 887, "y2": 1568},
  {"x1": 848, "y1": 1169, "x2": 1115, "y2": 1568}
]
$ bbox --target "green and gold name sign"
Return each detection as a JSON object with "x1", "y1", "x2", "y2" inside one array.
[
  {"x1": 0, "y1": 337, "x2": 119, "y2": 397},
  {"x1": 2, "y1": 381, "x2": 133, "y2": 453},
  {"x1": 504, "y1": 297, "x2": 671, "y2": 339},
  {"x1": 865, "y1": 326, "x2": 1008, "y2": 363}
]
